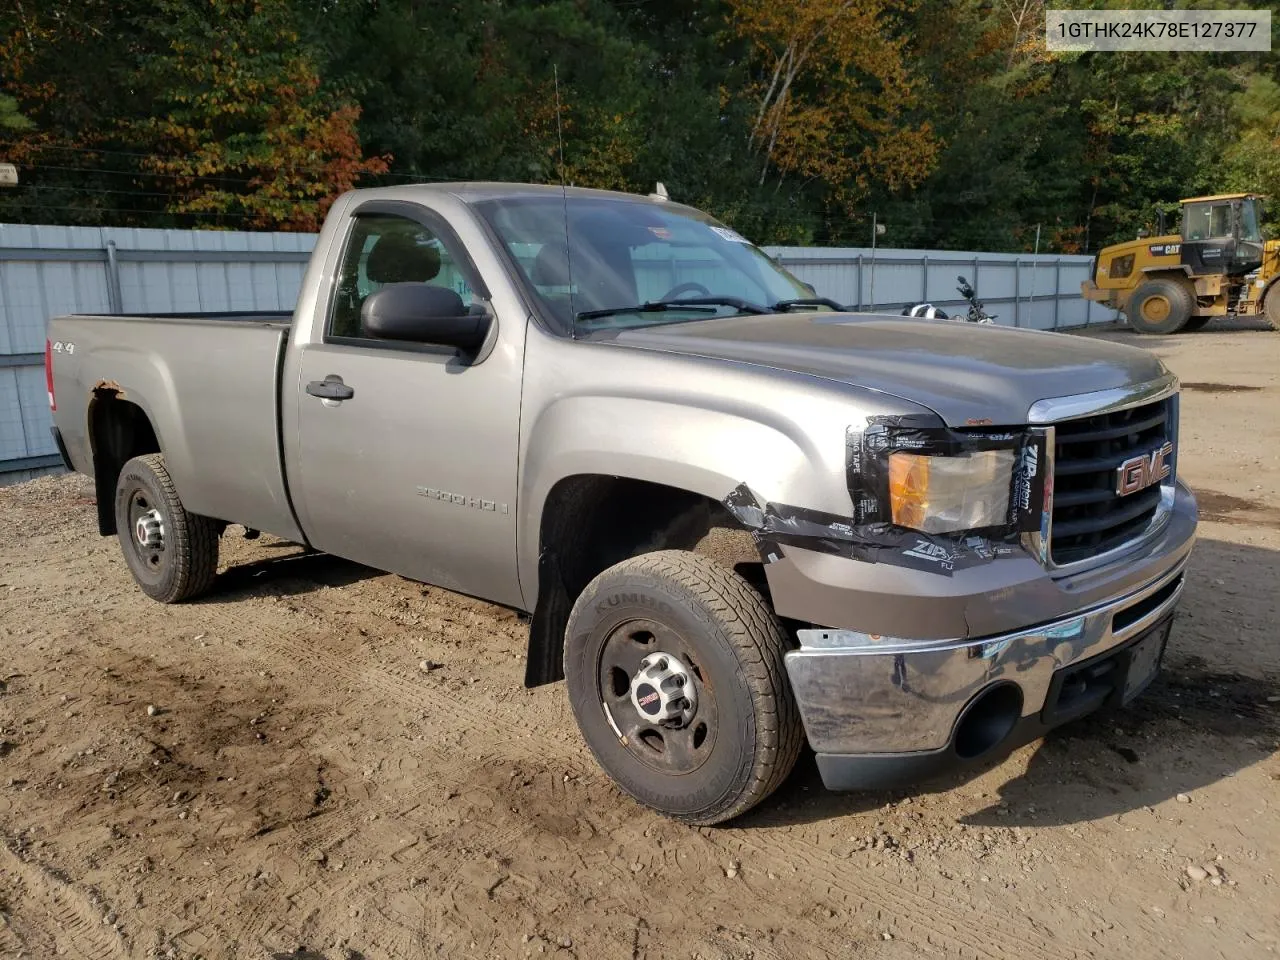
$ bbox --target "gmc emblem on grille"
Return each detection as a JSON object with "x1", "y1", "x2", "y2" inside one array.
[{"x1": 1116, "y1": 441, "x2": 1173, "y2": 496}]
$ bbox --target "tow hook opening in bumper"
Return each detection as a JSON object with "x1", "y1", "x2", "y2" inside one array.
[{"x1": 954, "y1": 682, "x2": 1023, "y2": 760}]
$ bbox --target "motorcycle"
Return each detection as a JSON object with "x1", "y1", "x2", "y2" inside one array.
[
  {"x1": 955, "y1": 275, "x2": 997, "y2": 324},
  {"x1": 900, "y1": 275, "x2": 997, "y2": 324}
]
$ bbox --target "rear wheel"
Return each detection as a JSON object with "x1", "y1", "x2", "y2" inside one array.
[
  {"x1": 1263, "y1": 288, "x2": 1280, "y2": 331},
  {"x1": 1126, "y1": 278, "x2": 1194, "y2": 334},
  {"x1": 114, "y1": 453, "x2": 219, "y2": 603},
  {"x1": 563, "y1": 550, "x2": 803, "y2": 825}
]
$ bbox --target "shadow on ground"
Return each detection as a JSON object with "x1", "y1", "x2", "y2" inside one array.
[
  {"x1": 205, "y1": 548, "x2": 383, "y2": 601},
  {"x1": 1088, "y1": 315, "x2": 1276, "y2": 338},
  {"x1": 740, "y1": 536, "x2": 1280, "y2": 829}
]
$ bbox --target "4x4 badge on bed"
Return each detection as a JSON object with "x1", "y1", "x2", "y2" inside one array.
[{"x1": 1116, "y1": 442, "x2": 1173, "y2": 496}]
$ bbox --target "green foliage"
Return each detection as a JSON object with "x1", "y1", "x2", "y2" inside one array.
[
  {"x1": 1, "y1": 0, "x2": 1278, "y2": 248},
  {"x1": 0, "y1": 95, "x2": 33, "y2": 132}
]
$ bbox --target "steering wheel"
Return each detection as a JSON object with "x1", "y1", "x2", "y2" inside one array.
[{"x1": 659, "y1": 281, "x2": 711, "y2": 301}]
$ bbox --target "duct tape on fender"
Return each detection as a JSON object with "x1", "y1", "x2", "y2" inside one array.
[{"x1": 723, "y1": 413, "x2": 1047, "y2": 576}]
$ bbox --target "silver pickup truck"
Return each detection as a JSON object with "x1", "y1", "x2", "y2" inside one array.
[{"x1": 46, "y1": 183, "x2": 1197, "y2": 824}]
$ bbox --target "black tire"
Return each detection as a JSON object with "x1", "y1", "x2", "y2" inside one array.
[
  {"x1": 1263, "y1": 288, "x2": 1280, "y2": 331},
  {"x1": 114, "y1": 453, "x2": 219, "y2": 603},
  {"x1": 563, "y1": 550, "x2": 803, "y2": 825},
  {"x1": 1126, "y1": 278, "x2": 1194, "y2": 334},
  {"x1": 1181, "y1": 316, "x2": 1212, "y2": 333}
]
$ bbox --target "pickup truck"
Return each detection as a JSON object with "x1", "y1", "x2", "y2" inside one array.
[{"x1": 46, "y1": 183, "x2": 1198, "y2": 825}]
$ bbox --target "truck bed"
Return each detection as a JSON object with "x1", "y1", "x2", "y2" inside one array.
[{"x1": 48, "y1": 311, "x2": 304, "y2": 542}]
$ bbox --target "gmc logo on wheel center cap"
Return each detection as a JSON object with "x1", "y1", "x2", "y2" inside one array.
[{"x1": 1116, "y1": 442, "x2": 1174, "y2": 497}]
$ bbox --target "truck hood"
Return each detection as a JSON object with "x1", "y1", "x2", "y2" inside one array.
[{"x1": 607, "y1": 312, "x2": 1168, "y2": 426}]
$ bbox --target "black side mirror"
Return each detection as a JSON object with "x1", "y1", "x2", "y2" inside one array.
[{"x1": 361, "y1": 283, "x2": 491, "y2": 352}]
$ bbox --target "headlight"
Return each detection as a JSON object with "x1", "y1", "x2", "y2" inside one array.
[{"x1": 888, "y1": 449, "x2": 1014, "y2": 534}]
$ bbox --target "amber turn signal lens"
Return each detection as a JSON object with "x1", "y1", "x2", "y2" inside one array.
[
  {"x1": 889, "y1": 452, "x2": 931, "y2": 529},
  {"x1": 886, "y1": 449, "x2": 1015, "y2": 534}
]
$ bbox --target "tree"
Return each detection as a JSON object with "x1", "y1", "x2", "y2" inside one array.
[
  {"x1": 0, "y1": 95, "x2": 33, "y2": 132},
  {"x1": 726, "y1": 0, "x2": 937, "y2": 206},
  {"x1": 1220, "y1": 75, "x2": 1280, "y2": 231},
  {"x1": 128, "y1": 0, "x2": 388, "y2": 230}
]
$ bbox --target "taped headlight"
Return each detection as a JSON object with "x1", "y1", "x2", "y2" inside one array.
[{"x1": 888, "y1": 449, "x2": 1015, "y2": 534}]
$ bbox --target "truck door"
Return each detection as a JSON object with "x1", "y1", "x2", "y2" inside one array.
[
  {"x1": 1181, "y1": 200, "x2": 1236, "y2": 276},
  {"x1": 288, "y1": 201, "x2": 524, "y2": 607}
]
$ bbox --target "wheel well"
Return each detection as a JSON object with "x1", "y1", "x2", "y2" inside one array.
[
  {"x1": 524, "y1": 475, "x2": 762, "y2": 687},
  {"x1": 88, "y1": 390, "x2": 160, "y2": 536}
]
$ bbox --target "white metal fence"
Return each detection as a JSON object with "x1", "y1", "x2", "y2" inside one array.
[
  {"x1": 0, "y1": 223, "x2": 1112, "y2": 479},
  {"x1": 765, "y1": 246, "x2": 1103, "y2": 331}
]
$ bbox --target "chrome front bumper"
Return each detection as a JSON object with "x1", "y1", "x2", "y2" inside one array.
[{"x1": 784, "y1": 556, "x2": 1187, "y2": 771}]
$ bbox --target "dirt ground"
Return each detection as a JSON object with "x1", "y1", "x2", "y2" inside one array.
[{"x1": 2, "y1": 317, "x2": 1278, "y2": 960}]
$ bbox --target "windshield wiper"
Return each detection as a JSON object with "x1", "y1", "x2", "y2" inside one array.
[
  {"x1": 771, "y1": 297, "x2": 847, "y2": 312},
  {"x1": 575, "y1": 297, "x2": 768, "y2": 323}
]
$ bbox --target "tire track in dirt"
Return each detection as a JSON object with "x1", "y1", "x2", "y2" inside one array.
[{"x1": 0, "y1": 845, "x2": 131, "y2": 960}]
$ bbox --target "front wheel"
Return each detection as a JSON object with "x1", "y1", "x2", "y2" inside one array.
[
  {"x1": 563, "y1": 550, "x2": 803, "y2": 825},
  {"x1": 1125, "y1": 278, "x2": 1194, "y2": 334},
  {"x1": 114, "y1": 453, "x2": 220, "y2": 603}
]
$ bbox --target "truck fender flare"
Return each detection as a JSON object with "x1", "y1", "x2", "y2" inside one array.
[{"x1": 87, "y1": 387, "x2": 168, "y2": 536}]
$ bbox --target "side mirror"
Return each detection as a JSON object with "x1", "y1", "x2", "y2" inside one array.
[{"x1": 361, "y1": 283, "x2": 491, "y2": 352}]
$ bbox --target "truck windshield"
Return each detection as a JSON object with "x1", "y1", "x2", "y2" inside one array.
[{"x1": 473, "y1": 195, "x2": 814, "y2": 331}]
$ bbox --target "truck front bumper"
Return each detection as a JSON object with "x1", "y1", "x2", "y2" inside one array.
[{"x1": 775, "y1": 481, "x2": 1197, "y2": 791}]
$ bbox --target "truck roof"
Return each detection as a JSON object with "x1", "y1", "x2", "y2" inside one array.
[
  {"x1": 353, "y1": 181, "x2": 672, "y2": 205},
  {"x1": 1181, "y1": 192, "x2": 1262, "y2": 204}
]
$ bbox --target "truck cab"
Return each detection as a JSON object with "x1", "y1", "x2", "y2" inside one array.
[{"x1": 1178, "y1": 192, "x2": 1266, "y2": 276}]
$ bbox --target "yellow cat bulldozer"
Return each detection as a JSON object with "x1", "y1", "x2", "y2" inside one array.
[{"x1": 1082, "y1": 192, "x2": 1280, "y2": 334}]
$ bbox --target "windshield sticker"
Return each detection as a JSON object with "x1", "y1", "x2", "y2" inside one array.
[
  {"x1": 710, "y1": 225, "x2": 750, "y2": 244},
  {"x1": 647, "y1": 226, "x2": 672, "y2": 240}
]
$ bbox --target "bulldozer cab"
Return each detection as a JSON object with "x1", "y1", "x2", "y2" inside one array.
[{"x1": 1179, "y1": 193, "x2": 1265, "y2": 277}]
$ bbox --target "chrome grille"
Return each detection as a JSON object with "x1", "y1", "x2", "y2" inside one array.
[{"x1": 1050, "y1": 397, "x2": 1173, "y2": 565}]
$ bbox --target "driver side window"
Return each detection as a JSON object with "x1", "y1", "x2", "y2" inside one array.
[
  {"x1": 1183, "y1": 203, "x2": 1233, "y2": 242},
  {"x1": 329, "y1": 213, "x2": 474, "y2": 340}
]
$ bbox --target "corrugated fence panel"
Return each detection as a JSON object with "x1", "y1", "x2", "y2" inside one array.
[
  {"x1": 0, "y1": 223, "x2": 319, "y2": 477},
  {"x1": 765, "y1": 246, "x2": 1100, "y2": 332},
  {"x1": 0, "y1": 369, "x2": 25, "y2": 462},
  {"x1": 1, "y1": 222, "x2": 1109, "y2": 477}
]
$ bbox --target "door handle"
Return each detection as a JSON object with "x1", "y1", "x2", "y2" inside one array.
[{"x1": 306, "y1": 377, "x2": 354, "y2": 401}]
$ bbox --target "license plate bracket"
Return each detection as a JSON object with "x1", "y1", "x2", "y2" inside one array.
[
  {"x1": 1041, "y1": 615, "x2": 1173, "y2": 726},
  {"x1": 1121, "y1": 619, "x2": 1171, "y2": 704}
]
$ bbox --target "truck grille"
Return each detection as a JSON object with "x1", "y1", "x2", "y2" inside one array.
[{"x1": 1050, "y1": 398, "x2": 1172, "y2": 565}]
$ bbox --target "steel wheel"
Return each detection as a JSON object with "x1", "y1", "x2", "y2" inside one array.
[
  {"x1": 596, "y1": 618, "x2": 718, "y2": 776},
  {"x1": 126, "y1": 489, "x2": 167, "y2": 574},
  {"x1": 1139, "y1": 294, "x2": 1171, "y2": 324}
]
